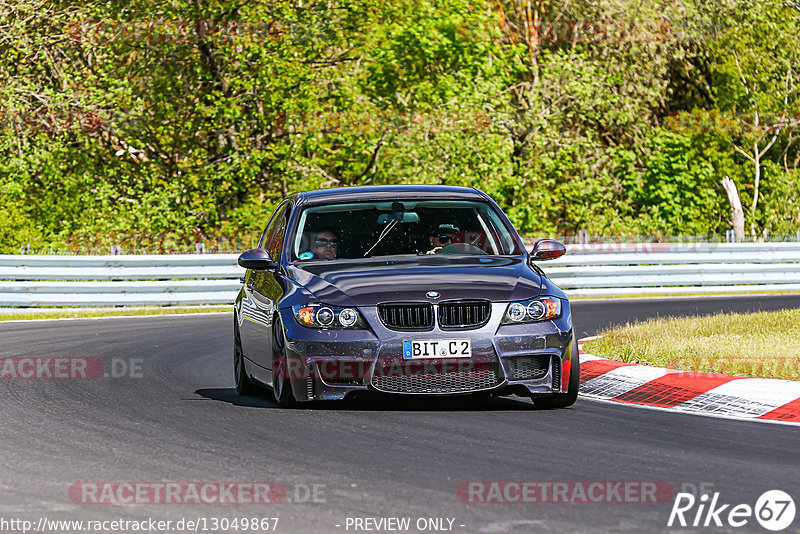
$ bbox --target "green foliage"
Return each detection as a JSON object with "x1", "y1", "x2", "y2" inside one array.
[
  {"x1": 0, "y1": 0, "x2": 799, "y2": 253},
  {"x1": 632, "y1": 129, "x2": 721, "y2": 234},
  {"x1": 755, "y1": 162, "x2": 800, "y2": 234}
]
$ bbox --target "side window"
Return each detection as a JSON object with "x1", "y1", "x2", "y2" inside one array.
[
  {"x1": 258, "y1": 203, "x2": 287, "y2": 249},
  {"x1": 267, "y1": 213, "x2": 288, "y2": 260}
]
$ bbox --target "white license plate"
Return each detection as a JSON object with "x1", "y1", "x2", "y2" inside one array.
[{"x1": 402, "y1": 339, "x2": 472, "y2": 359}]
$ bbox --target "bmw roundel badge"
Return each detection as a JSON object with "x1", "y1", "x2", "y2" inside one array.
[{"x1": 426, "y1": 291, "x2": 440, "y2": 299}]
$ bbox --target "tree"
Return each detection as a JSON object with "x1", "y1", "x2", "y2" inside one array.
[{"x1": 711, "y1": 1, "x2": 800, "y2": 232}]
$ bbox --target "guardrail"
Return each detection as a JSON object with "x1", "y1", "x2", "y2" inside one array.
[
  {"x1": 2, "y1": 243, "x2": 800, "y2": 306},
  {"x1": 545, "y1": 242, "x2": 800, "y2": 296},
  {"x1": 0, "y1": 254, "x2": 241, "y2": 306}
]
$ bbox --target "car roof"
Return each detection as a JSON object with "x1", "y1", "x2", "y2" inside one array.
[{"x1": 296, "y1": 185, "x2": 488, "y2": 206}]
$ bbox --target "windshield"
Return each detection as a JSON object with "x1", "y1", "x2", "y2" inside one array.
[{"x1": 291, "y1": 199, "x2": 522, "y2": 261}]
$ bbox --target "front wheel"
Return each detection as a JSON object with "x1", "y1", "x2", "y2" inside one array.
[
  {"x1": 234, "y1": 314, "x2": 257, "y2": 395},
  {"x1": 271, "y1": 316, "x2": 297, "y2": 408},
  {"x1": 535, "y1": 339, "x2": 580, "y2": 409}
]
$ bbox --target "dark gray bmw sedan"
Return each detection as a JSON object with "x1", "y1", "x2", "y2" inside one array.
[{"x1": 233, "y1": 185, "x2": 579, "y2": 408}]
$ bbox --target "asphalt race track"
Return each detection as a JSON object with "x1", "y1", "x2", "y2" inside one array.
[{"x1": 1, "y1": 295, "x2": 799, "y2": 533}]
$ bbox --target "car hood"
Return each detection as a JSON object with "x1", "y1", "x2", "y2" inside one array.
[{"x1": 287, "y1": 256, "x2": 542, "y2": 307}]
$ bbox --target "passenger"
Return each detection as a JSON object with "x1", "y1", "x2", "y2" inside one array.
[{"x1": 426, "y1": 223, "x2": 459, "y2": 254}]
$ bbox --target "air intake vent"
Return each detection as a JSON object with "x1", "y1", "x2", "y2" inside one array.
[
  {"x1": 305, "y1": 364, "x2": 315, "y2": 399},
  {"x1": 371, "y1": 361, "x2": 502, "y2": 394},
  {"x1": 378, "y1": 303, "x2": 434, "y2": 330},
  {"x1": 306, "y1": 376, "x2": 314, "y2": 399},
  {"x1": 508, "y1": 355, "x2": 551, "y2": 381},
  {"x1": 438, "y1": 300, "x2": 491, "y2": 328},
  {"x1": 552, "y1": 355, "x2": 561, "y2": 391}
]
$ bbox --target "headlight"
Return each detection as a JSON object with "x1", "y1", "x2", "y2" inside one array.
[
  {"x1": 502, "y1": 297, "x2": 562, "y2": 324},
  {"x1": 338, "y1": 308, "x2": 358, "y2": 327},
  {"x1": 292, "y1": 304, "x2": 367, "y2": 329}
]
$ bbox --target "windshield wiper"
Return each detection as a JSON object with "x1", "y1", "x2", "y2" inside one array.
[{"x1": 363, "y1": 218, "x2": 398, "y2": 257}]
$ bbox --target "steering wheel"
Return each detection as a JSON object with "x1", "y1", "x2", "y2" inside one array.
[{"x1": 437, "y1": 243, "x2": 487, "y2": 255}]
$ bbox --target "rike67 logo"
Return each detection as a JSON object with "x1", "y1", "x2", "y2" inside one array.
[{"x1": 668, "y1": 490, "x2": 795, "y2": 531}]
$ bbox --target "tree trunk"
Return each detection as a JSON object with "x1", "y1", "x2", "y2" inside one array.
[
  {"x1": 751, "y1": 140, "x2": 760, "y2": 235},
  {"x1": 721, "y1": 177, "x2": 745, "y2": 242}
]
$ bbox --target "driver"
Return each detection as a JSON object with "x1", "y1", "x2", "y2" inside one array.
[
  {"x1": 426, "y1": 223, "x2": 459, "y2": 254},
  {"x1": 313, "y1": 230, "x2": 339, "y2": 259},
  {"x1": 299, "y1": 229, "x2": 339, "y2": 260}
]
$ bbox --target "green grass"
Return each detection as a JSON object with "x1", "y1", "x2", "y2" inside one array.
[
  {"x1": 0, "y1": 306, "x2": 230, "y2": 321},
  {"x1": 582, "y1": 308, "x2": 800, "y2": 380}
]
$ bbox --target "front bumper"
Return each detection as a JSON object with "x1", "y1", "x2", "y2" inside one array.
[{"x1": 279, "y1": 302, "x2": 575, "y2": 402}]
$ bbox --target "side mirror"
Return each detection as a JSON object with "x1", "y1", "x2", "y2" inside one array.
[
  {"x1": 238, "y1": 248, "x2": 278, "y2": 270},
  {"x1": 530, "y1": 239, "x2": 566, "y2": 261}
]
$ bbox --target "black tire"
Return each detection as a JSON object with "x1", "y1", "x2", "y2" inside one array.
[
  {"x1": 535, "y1": 338, "x2": 580, "y2": 409},
  {"x1": 234, "y1": 314, "x2": 257, "y2": 395},
  {"x1": 271, "y1": 316, "x2": 297, "y2": 408}
]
